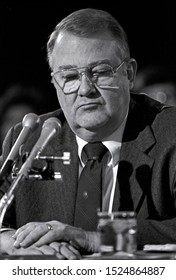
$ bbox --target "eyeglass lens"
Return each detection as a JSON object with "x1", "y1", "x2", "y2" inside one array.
[{"x1": 53, "y1": 62, "x2": 124, "y2": 94}]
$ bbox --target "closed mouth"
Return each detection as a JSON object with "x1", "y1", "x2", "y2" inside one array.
[{"x1": 78, "y1": 102, "x2": 101, "y2": 109}]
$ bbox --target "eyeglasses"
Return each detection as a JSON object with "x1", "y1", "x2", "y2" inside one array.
[{"x1": 51, "y1": 58, "x2": 127, "y2": 95}]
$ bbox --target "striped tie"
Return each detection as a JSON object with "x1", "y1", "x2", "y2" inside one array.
[{"x1": 74, "y1": 142, "x2": 108, "y2": 231}]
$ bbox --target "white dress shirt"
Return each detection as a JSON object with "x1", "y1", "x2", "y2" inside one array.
[{"x1": 76, "y1": 114, "x2": 127, "y2": 214}]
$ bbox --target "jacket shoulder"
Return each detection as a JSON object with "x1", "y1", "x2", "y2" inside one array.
[
  {"x1": 131, "y1": 92, "x2": 176, "y2": 118},
  {"x1": 131, "y1": 93, "x2": 176, "y2": 138}
]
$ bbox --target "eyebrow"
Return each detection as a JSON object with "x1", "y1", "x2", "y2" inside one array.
[
  {"x1": 57, "y1": 59, "x2": 112, "y2": 71},
  {"x1": 58, "y1": 65, "x2": 77, "y2": 70},
  {"x1": 89, "y1": 59, "x2": 111, "y2": 66}
]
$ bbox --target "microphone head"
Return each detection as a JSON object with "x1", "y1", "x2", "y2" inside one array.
[
  {"x1": 22, "y1": 113, "x2": 40, "y2": 131},
  {"x1": 42, "y1": 117, "x2": 62, "y2": 133}
]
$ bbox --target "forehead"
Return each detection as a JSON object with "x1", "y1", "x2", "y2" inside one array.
[{"x1": 50, "y1": 32, "x2": 122, "y2": 69}]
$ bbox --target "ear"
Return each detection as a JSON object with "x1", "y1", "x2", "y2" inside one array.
[{"x1": 126, "y1": 58, "x2": 138, "y2": 89}]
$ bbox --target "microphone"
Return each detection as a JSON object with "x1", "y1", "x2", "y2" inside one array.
[
  {"x1": 0, "y1": 113, "x2": 40, "y2": 181},
  {"x1": 16, "y1": 117, "x2": 62, "y2": 178}
]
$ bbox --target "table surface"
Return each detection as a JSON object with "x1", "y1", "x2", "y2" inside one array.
[
  {"x1": 83, "y1": 251, "x2": 176, "y2": 259},
  {"x1": 0, "y1": 251, "x2": 176, "y2": 260}
]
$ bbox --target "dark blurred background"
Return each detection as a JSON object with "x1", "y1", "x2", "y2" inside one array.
[{"x1": 0, "y1": 1, "x2": 176, "y2": 112}]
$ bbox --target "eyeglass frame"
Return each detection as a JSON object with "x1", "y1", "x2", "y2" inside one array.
[{"x1": 51, "y1": 57, "x2": 129, "y2": 94}]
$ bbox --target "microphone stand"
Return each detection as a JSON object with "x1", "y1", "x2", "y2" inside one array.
[
  {"x1": 0, "y1": 172, "x2": 25, "y2": 229},
  {"x1": 0, "y1": 145, "x2": 35, "y2": 229}
]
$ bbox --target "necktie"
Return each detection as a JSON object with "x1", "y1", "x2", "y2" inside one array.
[{"x1": 74, "y1": 142, "x2": 108, "y2": 231}]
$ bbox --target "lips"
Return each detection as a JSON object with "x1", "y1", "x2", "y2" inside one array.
[{"x1": 78, "y1": 102, "x2": 102, "y2": 109}]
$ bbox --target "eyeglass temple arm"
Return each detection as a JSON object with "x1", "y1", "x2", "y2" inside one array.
[{"x1": 98, "y1": 85, "x2": 119, "y2": 89}]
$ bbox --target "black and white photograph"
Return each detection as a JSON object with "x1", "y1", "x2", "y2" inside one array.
[{"x1": 0, "y1": 2, "x2": 176, "y2": 279}]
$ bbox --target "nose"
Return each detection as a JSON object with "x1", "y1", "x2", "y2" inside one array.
[{"x1": 77, "y1": 73, "x2": 96, "y2": 96}]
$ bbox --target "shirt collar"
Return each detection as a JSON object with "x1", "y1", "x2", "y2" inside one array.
[{"x1": 76, "y1": 113, "x2": 128, "y2": 167}]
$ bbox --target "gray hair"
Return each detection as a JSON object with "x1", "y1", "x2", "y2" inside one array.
[{"x1": 47, "y1": 8, "x2": 130, "y2": 67}]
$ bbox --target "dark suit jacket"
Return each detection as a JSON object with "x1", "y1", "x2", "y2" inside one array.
[{"x1": 1, "y1": 93, "x2": 176, "y2": 248}]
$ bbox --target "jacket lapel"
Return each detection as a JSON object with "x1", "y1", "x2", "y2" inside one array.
[{"x1": 113, "y1": 98, "x2": 155, "y2": 217}]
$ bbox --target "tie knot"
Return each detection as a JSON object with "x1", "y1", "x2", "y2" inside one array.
[{"x1": 84, "y1": 142, "x2": 107, "y2": 161}]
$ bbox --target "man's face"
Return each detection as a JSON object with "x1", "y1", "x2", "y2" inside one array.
[{"x1": 51, "y1": 31, "x2": 133, "y2": 141}]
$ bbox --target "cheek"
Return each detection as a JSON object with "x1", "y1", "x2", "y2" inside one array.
[
  {"x1": 106, "y1": 90, "x2": 129, "y2": 112},
  {"x1": 56, "y1": 89, "x2": 76, "y2": 117},
  {"x1": 105, "y1": 76, "x2": 130, "y2": 106}
]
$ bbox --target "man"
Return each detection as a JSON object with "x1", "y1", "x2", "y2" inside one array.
[{"x1": 1, "y1": 8, "x2": 176, "y2": 259}]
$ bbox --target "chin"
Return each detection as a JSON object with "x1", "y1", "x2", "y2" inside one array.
[
  {"x1": 77, "y1": 112, "x2": 109, "y2": 128},
  {"x1": 79, "y1": 120, "x2": 108, "y2": 131}
]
